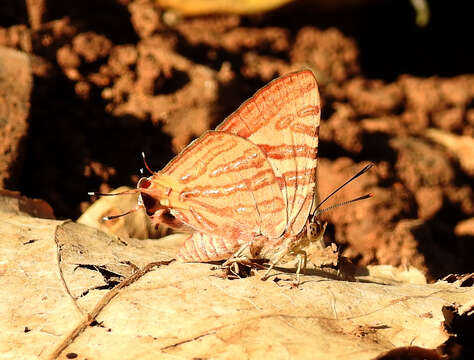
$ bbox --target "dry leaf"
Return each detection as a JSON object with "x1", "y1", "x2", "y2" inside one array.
[
  {"x1": 78, "y1": 186, "x2": 166, "y2": 239},
  {"x1": 0, "y1": 189, "x2": 54, "y2": 219},
  {"x1": 156, "y1": 0, "x2": 294, "y2": 15},
  {"x1": 356, "y1": 264, "x2": 428, "y2": 285},
  {"x1": 0, "y1": 194, "x2": 473, "y2": 359}
]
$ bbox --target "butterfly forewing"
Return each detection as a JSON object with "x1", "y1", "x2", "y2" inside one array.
[
  {"x1": 159, "y1": 131, "x2": 287, "y2": 240},
  {"x1": 217, "y1": 70, "x2": 320, "y2": 236}
]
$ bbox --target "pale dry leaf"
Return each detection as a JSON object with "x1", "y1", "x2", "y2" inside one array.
[
  {"x1": 0, "y1": 198, "x2": 473, "y2": 359},
  {"x1": 78, "y1": 186, "x2": 166, "y2": 239},
  {"x1": 0, "y1": 211, "x2": 182, "y2": 359},
  {"x1": 355, "y1": 264, "x2": 428, "y2": 285}
]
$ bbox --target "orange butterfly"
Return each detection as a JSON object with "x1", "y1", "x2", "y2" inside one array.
[
  {"x1": 139, "y1": 70, "x2": 320, "y2": 266},
  {"x1": 91, "y1": 70, "x2": 371, "y2": 280}
]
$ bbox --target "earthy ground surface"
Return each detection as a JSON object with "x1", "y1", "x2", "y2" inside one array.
[{"x1": 1, "y1": 0, "x2": 472, "y2": 283}]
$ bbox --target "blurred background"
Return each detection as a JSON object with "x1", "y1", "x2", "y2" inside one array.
[{"x1": 0, "y1": 0, "x2": 472, "y2": 280}]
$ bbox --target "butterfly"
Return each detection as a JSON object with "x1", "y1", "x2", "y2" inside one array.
[
  {"x1": 137, "y1": 70, "x2": 319, "y2": 264},
  {"x1": 91, "y1": 70, "x2": 371, "y2": 280}
]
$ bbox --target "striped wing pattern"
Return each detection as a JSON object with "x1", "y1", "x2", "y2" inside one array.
[
  {"x1": 178, "y1": 232, "x2": 252, "y2": 261},
  {"x1": 149, "y1": 70, "x2": 320, "y2": 261},
  {"x1": 159, "y1": 131, "x2": 287, "y2": 241},
  {"x1": 217, "y1": 70, "x2": 320, "y2": 236}
]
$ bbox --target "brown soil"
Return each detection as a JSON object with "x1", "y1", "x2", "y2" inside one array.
[{"x1": 0, "y1": 0, "x2": 472, "y2": 281}]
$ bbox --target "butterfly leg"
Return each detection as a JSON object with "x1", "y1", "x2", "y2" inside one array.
[
  {"x1": 261, "y1": 249, "x2": 308, "y2": 284},
  {"x1": 294, "y1": 250, "x2": 307, "y2": 285},
  {"x1": 222, "y1": 242, "x2": 251, "y2": 267},
  {"x1": 260, "y1": 250, "x2": 288, "y2": 281},
  {"x1": 217, "y1": 242, "x2": 267, "y2": 279}
]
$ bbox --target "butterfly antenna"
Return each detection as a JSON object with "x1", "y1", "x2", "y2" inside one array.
[
  {"x1": 314, "y1": 193, "x2": 373, "y2": 217},
  {"x1": 102, "y1": 204, "x2": 142, "y2": 221},
  {"x1": 311, "y1": 163, "x2": 373, "y2": 220},
  {"x1": 141, "y1": 152, "x2": 154, "y2": 175},
  {"x1": 88, "y1": 189, "x2": 140, "y2": 197}
]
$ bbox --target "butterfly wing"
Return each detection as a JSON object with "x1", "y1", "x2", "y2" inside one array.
[
  {"x1": 176, "y1": 232, "x2": 252, "y2": 262},
  {"x1": 217, "y1": 70, "x2": 321, "y2": 236},
  {"x1": 156, "y1": 131, "x2": 287, "y2": 241}
]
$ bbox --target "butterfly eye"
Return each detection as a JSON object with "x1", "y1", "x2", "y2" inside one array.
[
  {"x1": 137, "y1": 177, "x2": 151, "y2": 189},
  {"x1": 137, "y1": 177, "x2": 159, "y2": 216}
]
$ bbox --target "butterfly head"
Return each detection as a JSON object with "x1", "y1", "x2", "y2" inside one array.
[{"x1": 136, "y1": 174, "x2": 191, "y2": 230}]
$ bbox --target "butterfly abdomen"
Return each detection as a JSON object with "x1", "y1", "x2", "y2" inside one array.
[{"x1": 177, "y1": 232, "x2": 242, "y2": 262}]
